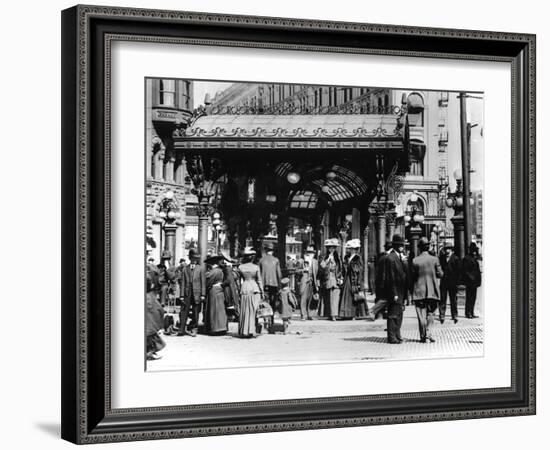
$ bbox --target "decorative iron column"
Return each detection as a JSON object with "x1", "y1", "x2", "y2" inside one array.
[
  {"x1": 276, "y1": 214, "x2": 288, "y2": 269},
  {"x1": 376, "y1": 212, "x2": 386, "y2": 255},
  {"x1": 363, "y1": 225, "x2": 369, "y2": 291},
  {"x1": 197, "y1": 202, "x2": 211, "y2": 263},
  {"x1": 386, "y1": 211, "x2": 397, "y2": 242}
]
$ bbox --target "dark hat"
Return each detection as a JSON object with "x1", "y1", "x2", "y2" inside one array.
[
  {"x1": 384, "y1": 242, "x2": 392, "y2": 251},
  {"x1": 264, "y1": 242, "x2": 275, "y2": 251},
  {"x1": 469, "y1": 242, "x2": 479, "y2": 252},
  {"x1": 444, "y1": 242, "x2": 454, "y2": 249},
  {"x1": 188, "y1": 248, "x2": 200, "y2": 260},
  {"x1": 418, "y1": 237, "x2": 430, "y2": 249},
  {"x1": 391, "y1": 234, "x2": 405, "y2": 246},
  {"x1": 161, "y1": 249, "x2": 172, "y2": 260},
  {"x1": 204, "y1": 254, "x2": 225, "y2": 265}
]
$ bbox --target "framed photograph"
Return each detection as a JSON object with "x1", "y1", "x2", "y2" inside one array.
[{"x1": 61, "y1": 5, "x2": 536, "y2": 444}]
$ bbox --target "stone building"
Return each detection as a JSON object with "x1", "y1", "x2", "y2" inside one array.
[{"x1": 145, "y1": 78, "x2": 194, "y2": 265}]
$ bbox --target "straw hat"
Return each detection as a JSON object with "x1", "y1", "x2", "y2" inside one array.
[
  {"x1": 345, "y1": 239, "x2": 361, "y2": 249},
  {"x1": 324, "y1": 238, "x2": 340, "y2": 247}
]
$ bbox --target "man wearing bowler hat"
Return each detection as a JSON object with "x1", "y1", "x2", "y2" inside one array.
[
  {"x1": 411, "y1": 237, "x2": 444, "y2": 342},
  {"x1": 439, "y1": 242, "x2": 462, "y2": 323},
  {"x1": 463, "y1": 242, "x2": 482, "y2": 318},
  {"x1": 177, "y1": 248, "x2": 206, "y2": 336},
  {"x1": 378, "y1": 234, "x2": 408, "y2": 343}
]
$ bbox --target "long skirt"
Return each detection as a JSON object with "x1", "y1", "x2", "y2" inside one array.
[
  {"x1": 339, "y1": 279, "x2": 355, "y2": 318},
  {"x1": 239, "y1": 292, "x2": 260, "y2": 336},
  {"x1": 146, "y1": 333, "x2": 166, "y2": 354},
  {"x1": 327, "y1": 287, "x2": 340, "y2": 317},
  {"x1": 207, "y1": 286, "x2": 228, "y2": 334}
]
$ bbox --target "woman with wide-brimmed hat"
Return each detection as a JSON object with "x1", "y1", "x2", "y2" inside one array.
[
  {"x1": 204, "y1": 254, "x2": 228, "y2": 335},
  {"x1": 339, "y1": 239, "x2": 366, "y2": 319},
  {"x1": 320, "y1": 238, "x2": 342, "y2": 321},
  {"x1": 236, "y1": 247, "x2": 264, "y2": 337}
]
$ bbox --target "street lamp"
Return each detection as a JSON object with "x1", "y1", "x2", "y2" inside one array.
[
  {"x1": 212, "y1": 212, "x2": 222, "y2": 253},
  {"x1": 158, "y1": 190, "x2": 181, "y2": 266},
  {"x1": 287, "y1": 172, "x2": 301, "y2": 184},
  {"x1": 445, "y1": 169, "x2": 471, "y2": 258},
  {"x1": 404, "y1": 193, "x2": 425, "y2": 257}
]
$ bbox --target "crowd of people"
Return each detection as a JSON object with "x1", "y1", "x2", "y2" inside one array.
[
  {"x1": 372, "y1": 235, "x2": 482, "y2": 344},
  {"x1": 144, "y1": 233, "x2": 482, "y2": 360}
]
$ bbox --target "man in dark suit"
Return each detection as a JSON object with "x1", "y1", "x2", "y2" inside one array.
[
  {"x1": 411, "y1": 237, "x2": 444, "y2": 342},
  {"x1": 378, "y1": 234, "x2": 408, "y2": 343},
  {"x1": 369, "y1": 242, "x2": 393, "y2": 320},
  {"x1": 439, "y1": 243, "x2": 462, "y2": 323},
  {"x1": 259, "y1": 242, "x2": 282, "y2": 314},
  {"x1": 463, "y1": 242, "x2": 482, "y2": 318},
  {"x1": 177, "y1": 249, "x2": 206, "y2": 336}
]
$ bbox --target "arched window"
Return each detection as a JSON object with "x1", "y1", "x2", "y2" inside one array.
[{"x1": 407, "y1": 92, "x2": 425, "y2": 126}]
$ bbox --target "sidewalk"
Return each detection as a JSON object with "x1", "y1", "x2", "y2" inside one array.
[{"x1": 148, "y1": 298, "x2": 484, "y2": 372}]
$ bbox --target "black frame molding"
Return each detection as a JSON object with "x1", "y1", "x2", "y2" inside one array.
[{"x1": 61, "y1": 4, "x2": 536, "y2": 444}]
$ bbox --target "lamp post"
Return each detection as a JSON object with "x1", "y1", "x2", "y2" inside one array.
[
  {"x1": 158, "y1": 190, "x2": 181, "y2": 266},
  {"x1": 212, "y1": 212, "x2": 221, "y2": 254},
  {"x1": 404, "y1": 192, "x2": 425, "y2": 257},
  {"x1": 446, "y1": 169, "x2": 473, "y2": 258}
]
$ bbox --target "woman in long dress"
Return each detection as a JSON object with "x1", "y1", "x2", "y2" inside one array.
[
  {"x1": 204, "y1": 255, "x2": 228, "y2": 335},
  {"x1": 339, "y1": 239, "x2": 366, "y2": 319},
  {"x1": 223, "y1": 261, "x2": 241, "y2": 320},
  {"x1": 237, "y1": 247, "x2": 263, "y2": 338},
  {"x1": 320, "y1": 238, "x2": 342, "y2": 321},
  {"x1": 145, "y1": 272, "x2": 166, "y2": 360}
]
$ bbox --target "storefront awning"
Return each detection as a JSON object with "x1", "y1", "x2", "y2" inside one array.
[{"x1": 174, "y1": 114, "x2": 405, "y2": 151}]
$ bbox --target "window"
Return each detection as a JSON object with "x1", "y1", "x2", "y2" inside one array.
[
  {"x1": 179, "y1": 81, "x2": 191, "y2": 110},
  {"x1": 407, "y1": 92, "x2": 425, "y2": 126},
  {"x1": 409, "y1": 157, "x2": 424, "y2": 176},
  {"x1": 159, "y1": 79, "x2": 175, "y2": 107}
]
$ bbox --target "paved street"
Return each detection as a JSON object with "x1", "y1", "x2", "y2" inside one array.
[{"x1": 148, "y1": 294, "x2": 483, "y2": 372}]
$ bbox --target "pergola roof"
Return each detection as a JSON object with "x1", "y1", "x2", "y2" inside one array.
[
  {"x1": 276, "y1": 163, "x2": 369, "y2": 204},
  {"x1": 176, "y1": 114, "x2": 404, "y2": 150}
]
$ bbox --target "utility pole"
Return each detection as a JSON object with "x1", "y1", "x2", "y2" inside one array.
[{"x1": 459, "y1": 93, "x2": 472, "y2": 252}]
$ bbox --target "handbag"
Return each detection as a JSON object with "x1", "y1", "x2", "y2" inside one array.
[
  {"x1": 256, "y1": 301, "x2": 274, "y2": 318},
  {"x1": 309, "y1": 292, "x2": 320, "y2": 310},
  {"x1": 353, "y1": 291, "x2": 366, "y2": 304}
]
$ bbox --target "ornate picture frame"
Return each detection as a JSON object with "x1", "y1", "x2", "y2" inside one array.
[{"x1": 61, "y1": 5, "x2": 536, "y2": 444}]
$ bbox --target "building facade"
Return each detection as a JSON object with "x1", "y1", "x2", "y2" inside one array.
[
  {"x1": 145, "y1": 79, "x2": 479, "y2": 267},
  {"x1": 145, "y1": 78, "x2": 194, "y2": 265},
  {"x1": 209, "y1": 83, "x2": 458, "y2": 255}
]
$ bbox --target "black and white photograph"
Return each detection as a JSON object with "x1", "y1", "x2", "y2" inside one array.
[{"x1": 144, "y1": 79, "x2": 485, "y2": 371}]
